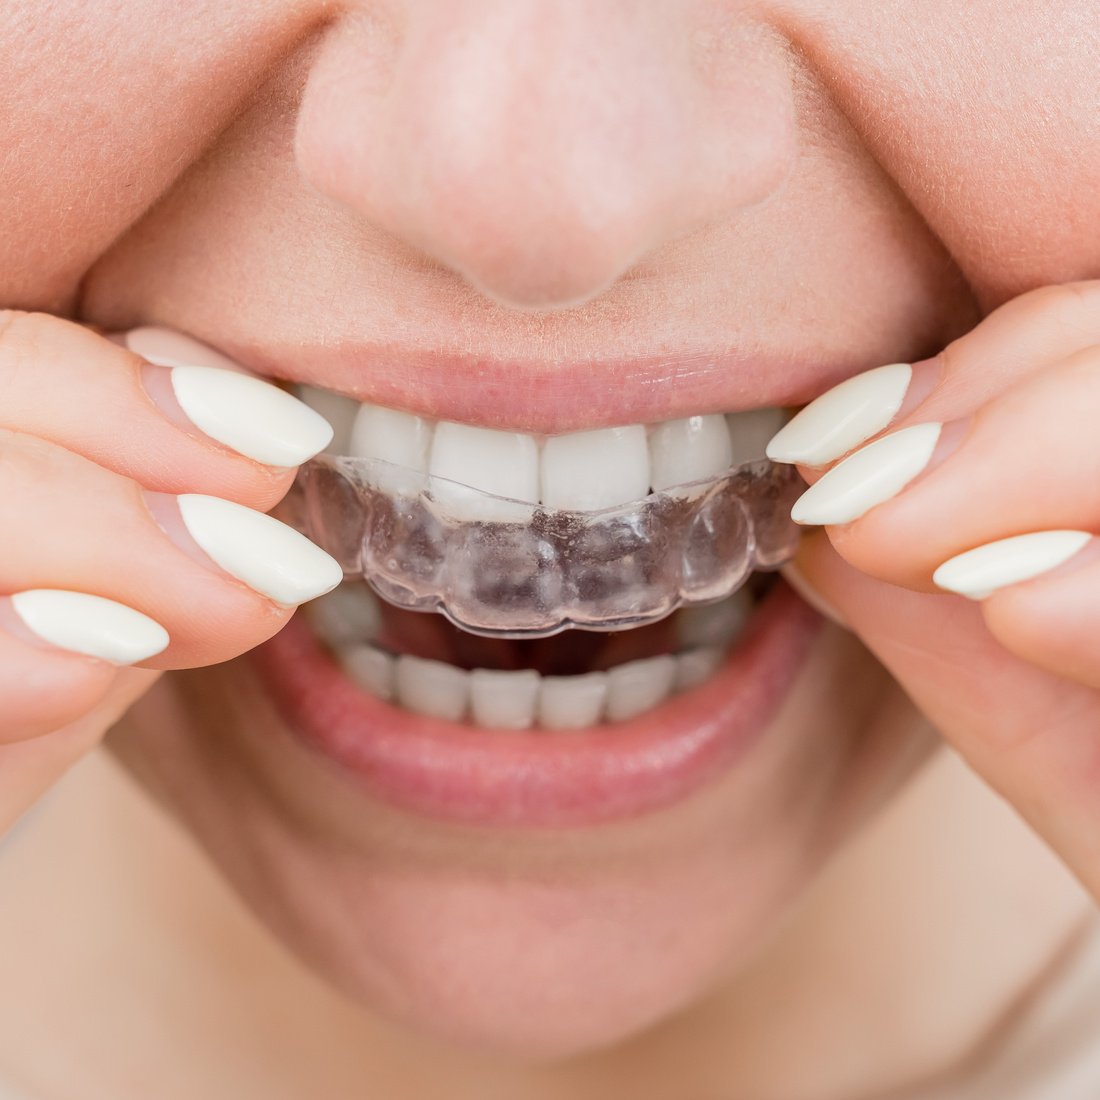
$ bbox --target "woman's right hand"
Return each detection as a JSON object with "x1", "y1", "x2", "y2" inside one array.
[{"x1": 0, "y1": 312, "x2": 340, "y2": 837}]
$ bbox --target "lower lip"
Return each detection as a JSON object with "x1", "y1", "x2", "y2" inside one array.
[{"x1": 253, "y1": 581, "x2": 822, "y2": 829}]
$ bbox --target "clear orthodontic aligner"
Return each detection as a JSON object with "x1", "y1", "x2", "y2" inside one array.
[{"x1": 277, "y1": 454, "x2": 803, "y2": 639}]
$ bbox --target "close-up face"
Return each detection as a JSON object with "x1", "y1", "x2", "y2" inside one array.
[{"x1": 3, "y1": 0, "x2": 1097, "y2": 1061}]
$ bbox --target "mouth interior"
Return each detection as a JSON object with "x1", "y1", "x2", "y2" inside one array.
[{"x1": 318, "y1": 571, "x2": 777, "y2": 675}]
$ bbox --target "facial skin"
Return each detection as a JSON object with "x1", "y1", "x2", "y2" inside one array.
[{"x1": 1, "y1": 0, "x2": 1097, "y2": 1080}]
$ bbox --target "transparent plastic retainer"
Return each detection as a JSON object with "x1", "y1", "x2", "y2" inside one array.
[{"x1": 278, "y1": 455, "x2": 804, "y2": 639}]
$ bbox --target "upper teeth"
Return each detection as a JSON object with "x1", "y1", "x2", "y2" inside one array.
[{"x1": 296, "y1": 387, "x2": 787, "y2": 522}]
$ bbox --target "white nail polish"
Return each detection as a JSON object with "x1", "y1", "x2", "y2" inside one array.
[
  {"x1": 10, "y1": 590, "x2": 169, "y2": 664},
  {"x1": 932, "y1": 530, "x2": 1093, "y2": 600},
  {"x1": 177, "y1": 494, "x2": 343, "y2": 605},
  {"x1": 766, "y1": 363, "x2": 912, "y2": 466},
  {"x1": 125, "y1": 327, "x2": 333, "y2": 466},
  {"x1": 791, "y1": 422, "x2": 942, "y2": 526},
  {"x1": 169, "y1": 366, "x2": 334, "y2": 467}
]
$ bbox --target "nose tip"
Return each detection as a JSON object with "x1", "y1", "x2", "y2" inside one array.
[{"x1": 296, "y1": 3, "x2": 797, "y2": 310}]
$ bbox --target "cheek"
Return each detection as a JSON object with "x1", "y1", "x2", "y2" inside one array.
[
  {"x1": 798, "y1": 0, "x2": 1100, "y2": 310},
  {"x1": 0, "y1": 0, "x2": 304, "y2": 307}
]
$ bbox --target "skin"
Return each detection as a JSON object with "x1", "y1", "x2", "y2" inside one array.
[{"x1": 0, "y1": 1, "x2": 1098, "y2": 1096}]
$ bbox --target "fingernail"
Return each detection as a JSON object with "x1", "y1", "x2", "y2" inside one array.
[
  {"x1": 932, "y1": 530, "x2": 1093, "y2": 600},
  {"x1": 125, "y1": 327, "x2": 334, "y2": 467},
  {"x1": 766, "y1": 363, "x2": 913, "y2": 466},
  {"x1": 791, "y1": 422, "x2": 943, "y2": 526},
  {"x1": 176, "y1": 494, "x2": 343, "y2": 605},
  {"x1": 123, "y1": 326, "x2": 242, "y2": 370},
  {"x1": 9, "y1": 590, "x2": 169, "y2": 664}
]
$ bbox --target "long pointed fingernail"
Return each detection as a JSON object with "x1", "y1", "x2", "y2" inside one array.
[
  {"x1": 791, "y1": 422, "x2": 943, "y2": 526},
  {"x1": 176, "y1": 494, "x2": 343, "y2": 606},
  {"x1": 933, "y1": 530, "x2": 1094, "y2": 599},
  {"x1": 125, "y1": 327, "x2": 333, "y2": 467},
  {"x1": 9, "y1": 590, "x2": 169, "y2": 664},
  {"x1": 766, "y1": 363, "x2": 913, "y2": 466}
]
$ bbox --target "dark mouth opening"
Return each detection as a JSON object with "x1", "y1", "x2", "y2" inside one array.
[{"x1": 345, "y1": 572, "x2": 778, "y2": 675}]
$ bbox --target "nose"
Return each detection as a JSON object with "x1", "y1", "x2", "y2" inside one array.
[{"x1": 296, "y1": 1, "x2": 797, "y2": 310}]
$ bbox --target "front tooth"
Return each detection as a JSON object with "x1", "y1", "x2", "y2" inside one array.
[
  {"x1": 429, "y1": 422, "x2": 540, "y2": 523},
  {"x1": 296, "y1": 385, "x2": 360, "y2": 456},
  {"x1": 308, "y1": 582, "x2": 383, "y2": 646},
  {"x1": 350, "y1": 403, "x2": 434, "y2": 495},
  {"x1": 605, "y1": 655, "x2": 677, "y2": 722},
  {"x1": 340, "y1": 644, "x2": 396, "y2": 702},
  {"x1": 727, "y1": 408, "x2": 788, "y2": 467},
  {"x1": 649, "y1": 415, "x2": 733, "y2": 493},
  {"x1": 676, "y1": 590, "x2": 752, "y2": 650},
  {"x1": 539, "y1": 672, "x2": 608, "y2": 730},
  {"x1": 469, "y1": 668, "x2": 541, "y2": 729},
  {"x1": 541, "y1": 426, "x2": 650, "y2": 511},
  {"x1": 395, "y1": 656, "x2": 469, "y2": 721},
  {"x1": 675, "y1": 647, "x2": 723, "y2": 692}
]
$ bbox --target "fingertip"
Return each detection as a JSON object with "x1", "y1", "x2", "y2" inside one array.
[{"x1": 0, "y1": 630, "x2": 119, "y2": 743}]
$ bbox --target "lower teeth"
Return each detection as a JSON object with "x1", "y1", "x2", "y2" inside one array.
[{"x1": 308, "y1": 581, "x2": 762, "y2": 730}]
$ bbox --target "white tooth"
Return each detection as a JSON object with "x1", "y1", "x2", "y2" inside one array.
[
  {"x1": 538, "y1": 672, "x2": 608, "y2": 730},
  {"x1": 429, "y1": 422, "x2": 540, "y2": 523},
  {"x1": 349, "y1": 403, "x2": 434, "y2": 495},
  {"x1": 727, "y1": 408, "x2": 789, "y2": 467},
  {"x1": 675, "y1": 648, "x2": 723, "y2": 692},
  {"x1": 395, "y1": 656, "x2": 469, "y2": 721},
  {"x1": 676, "y1": 590, "x2": 753, "y2": 650},
  {"x1": 649, "y1": 415, "x2": 733, "y2": 493},
  {"x1": 307, "y1": 583, "x2": 383, "y2": 646},
  {"x1": 469, "y1": 668, "x2": 541, "y2": 729},
  {"x1": 605, "y1": 655, "x2": 678, "y2": 722},
  {"x1": 295, "y1": 385, "x2": 360, "y2": 456},
  {"x1": 340, "y1": 644, "x2": 395, "y2": 702},
  {"x1": 541, "y1": 426, "x2": 650, "y2": 511}
]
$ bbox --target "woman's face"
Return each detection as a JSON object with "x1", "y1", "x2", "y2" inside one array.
[{"x1": 5, "y1": 0, "x2": 1097, "y2": 1058}]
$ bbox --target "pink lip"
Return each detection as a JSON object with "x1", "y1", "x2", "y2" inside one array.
[
  {"x1": 251, "y1": 582, "x2": 823, "y2": 829},
  {"x1": 219, "y1": 339, "x2": 879, "y2": 434}
]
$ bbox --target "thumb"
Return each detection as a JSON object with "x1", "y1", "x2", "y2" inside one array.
[
  {"x1": 0, "y1": 667, "x2": 160, "y2": 837},
  {"x1": 792, "y1": 530, "x2": 1100, "y2": 896}
]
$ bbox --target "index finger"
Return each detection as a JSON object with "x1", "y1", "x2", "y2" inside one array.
[
  {"x1": 0, "y1": 312, "x2": 333, "y2": 510},
  {"x1": 767, "y1": 280, "x2": 1100, "y2": 470}
]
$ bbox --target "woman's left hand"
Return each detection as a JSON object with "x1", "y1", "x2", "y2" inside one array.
[{"x1": 771, "y1": 280, "x2": 1100, "y2": 899}]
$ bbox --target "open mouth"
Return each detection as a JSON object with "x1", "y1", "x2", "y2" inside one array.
[
  {"x1": 278, "y1": 393, "x2": 804, "y2": 637},
  {"x1": 304, "y1": 574, "x2": 772, "y2": 729},
  {"x1": 247, "y1": 382, "x2": 821, "y2": 826},
  {"x1": 124, "y1": 328, "x2": 827, "y2": 827}
]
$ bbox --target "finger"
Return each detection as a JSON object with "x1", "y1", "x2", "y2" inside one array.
[
  {"x1": 918, "y1": 280, "x2": 1100, "y2": 419},
  {"x1": 0, "y1": 430, "x2": 341, "y2": 668},
  {"x1": 795, "y1": 531, "x2": 1100, "y2": 899},
  {"x1": 0, "y1": 666, "x2": 157, "y2": 836},
  {"x1": 768, "y1": 280, "x2": 1100, "y2": 469},
  {"x1": 0, "y1": 312, "x2": 332, "y2": 509},
  {"x1": 973, "y1": 551, "x2": 1100, "y2": 688},
  {"x1": 0, "y1": 621, "x2": 122, "y2": 743},
  {"x1": 791, "y1": 347, "x2": 1100, "y2": 589}
]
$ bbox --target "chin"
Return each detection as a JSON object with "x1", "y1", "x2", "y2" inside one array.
[{"x1": 106, "y1": 598, "x2": 924, "y2": 1059}]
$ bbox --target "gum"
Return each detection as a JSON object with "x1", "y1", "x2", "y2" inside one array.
[{"x1": 277, "y1": 455, "x2": 804, "y2": 638}]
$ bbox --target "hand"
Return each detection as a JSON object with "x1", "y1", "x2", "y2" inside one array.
[
  {"x1": 0, "y1": 313, "x2": 340, "y2": 837},
  {"x1": 766, "y1": 281, "x2": 1100, "y2": 899}
]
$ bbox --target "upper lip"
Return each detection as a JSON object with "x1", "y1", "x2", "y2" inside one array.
[{"x1": 214, "y1": 338, "x2": 926, "y2": 434}]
